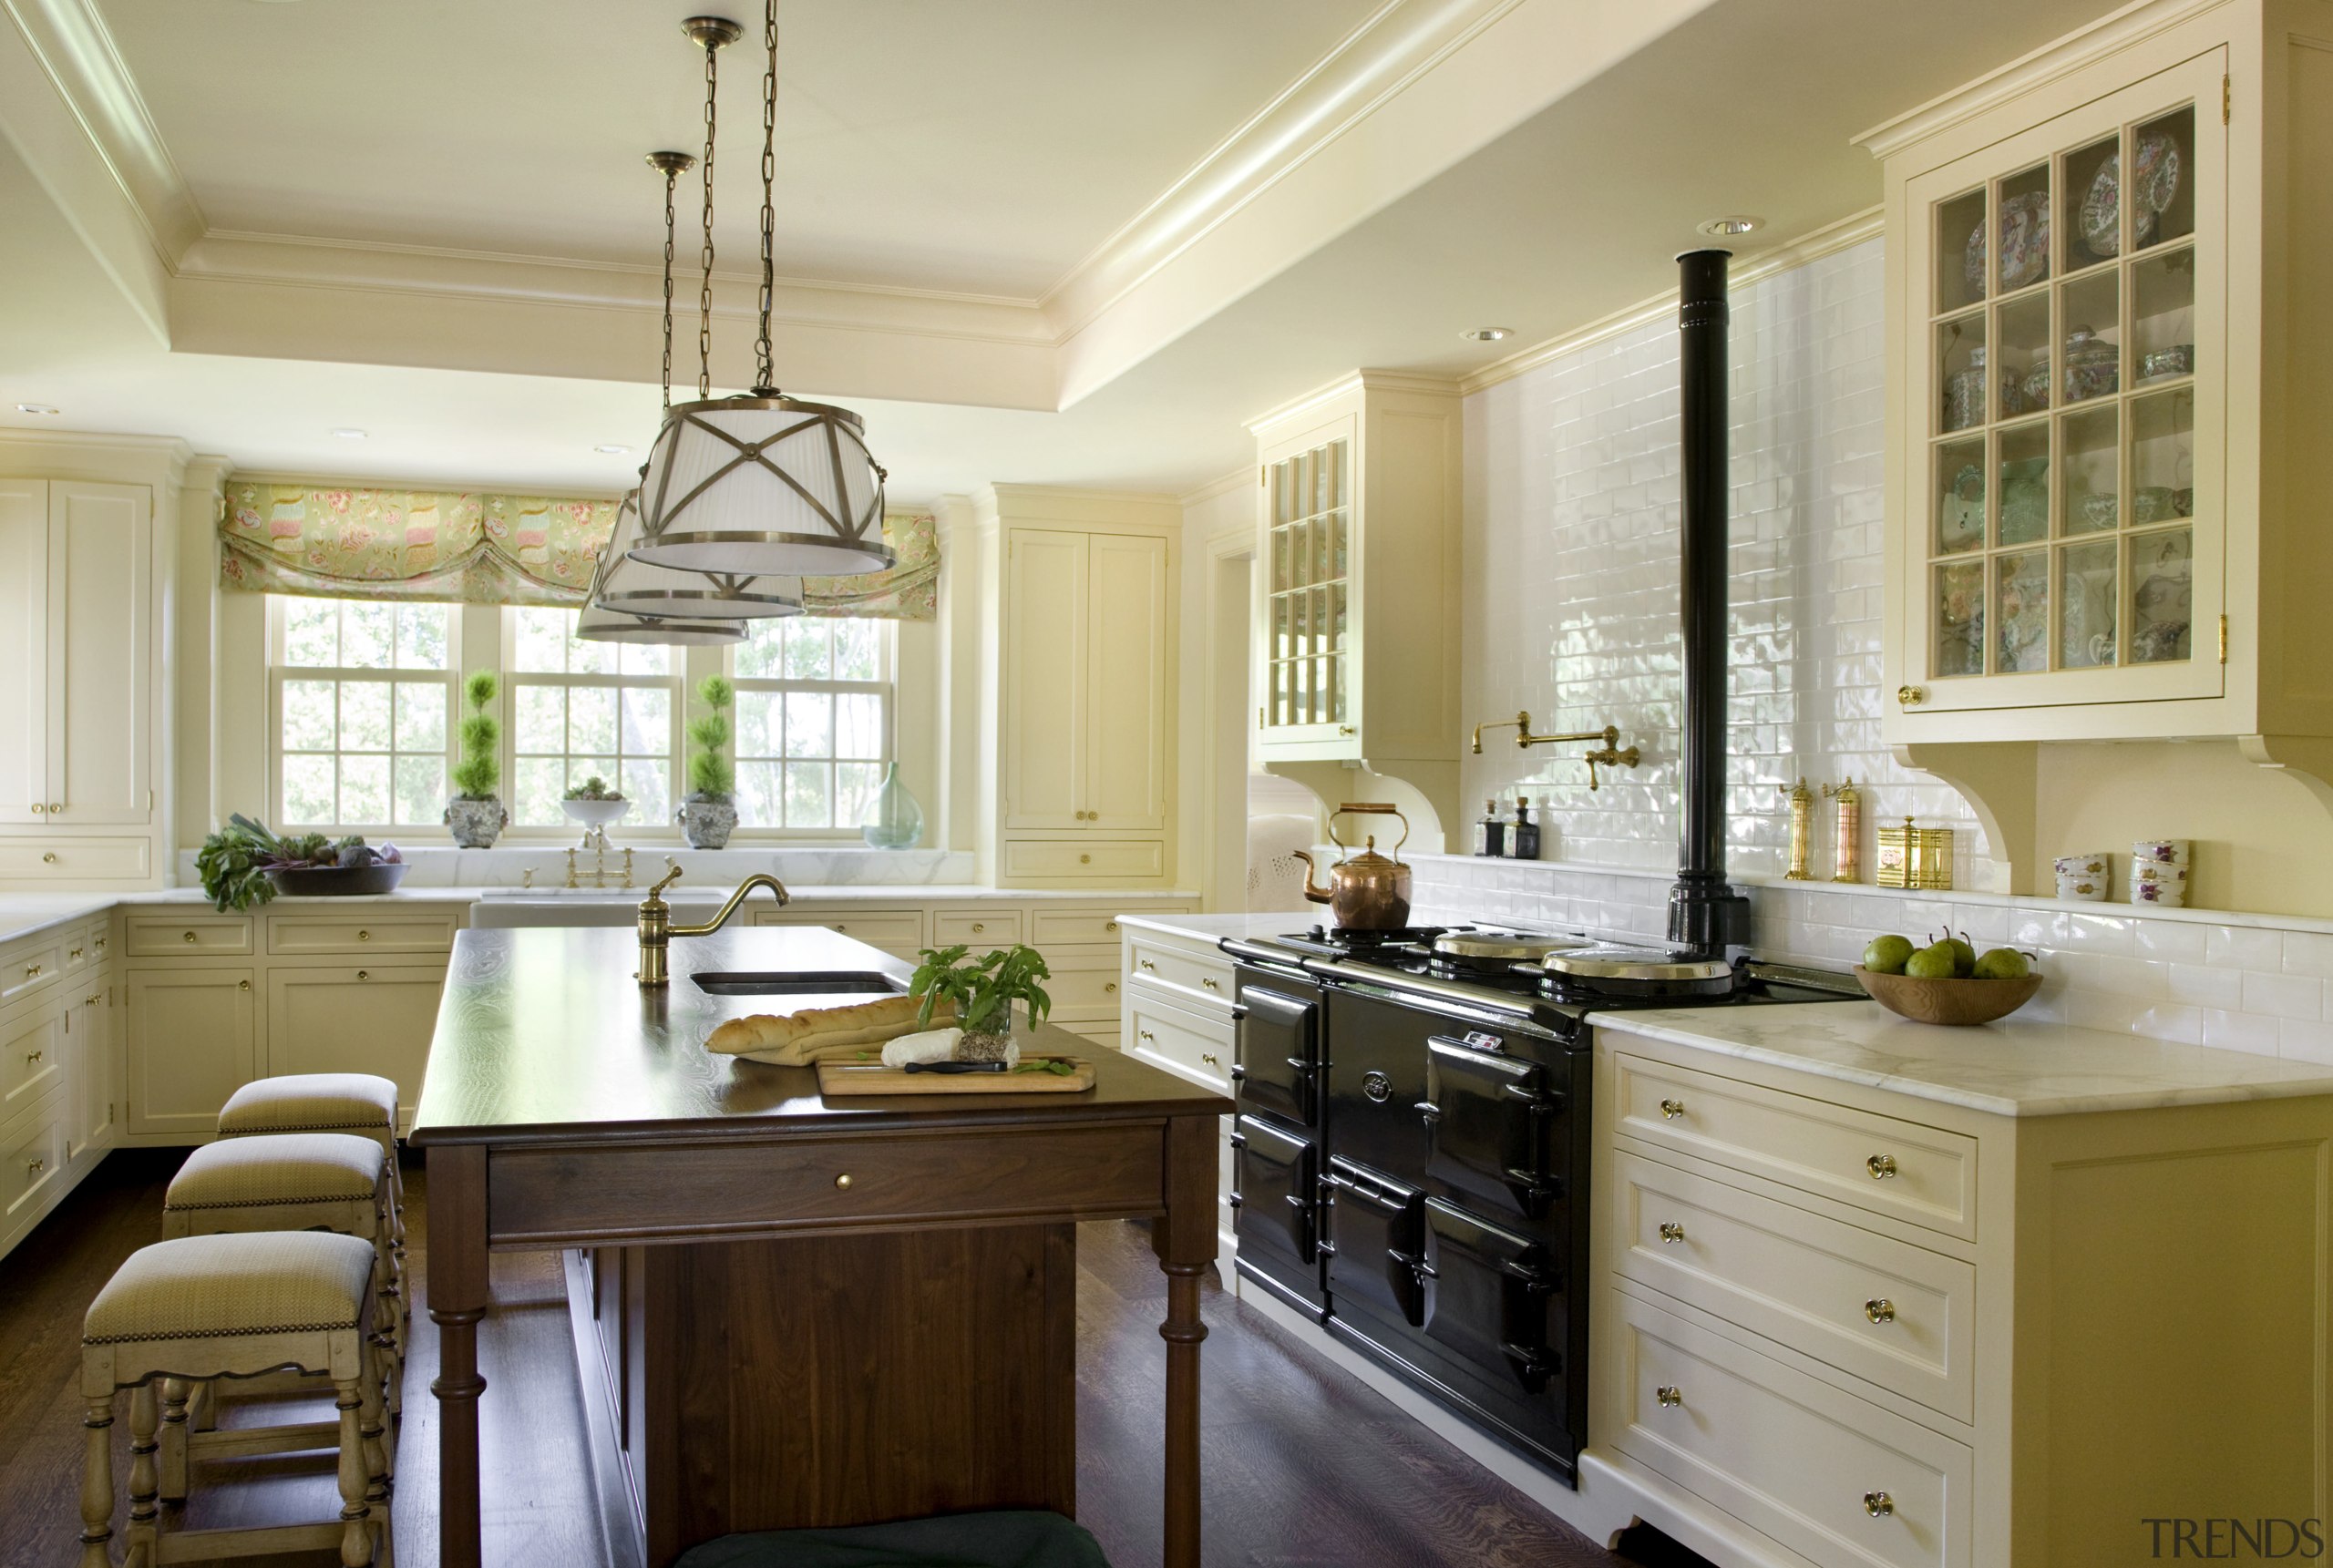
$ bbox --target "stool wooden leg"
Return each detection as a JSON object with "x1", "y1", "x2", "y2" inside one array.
[
  {"x1": 359, "y1": 1337, "x2": 393, "y2": 1565},
  {"x1": 190, "y1": 1378, "x2": 217, "y2": 1433},
  {"x1": 79, "y1": 1396, "x2": 114, "y2": 1568},
  {"x1": 126, "y1": 1378, "x2": 159, "y2": 1568},
  {"x1": 159, "y1": 1378, "x2": 190, "y2": 1501},
  {"x1": 334, "y1": 1377, "x2": 372, "y2": 1568}
]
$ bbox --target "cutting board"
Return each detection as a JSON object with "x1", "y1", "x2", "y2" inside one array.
[{"x1": 815, "y1": 1054, "x2": 1096, "y2": 1095}]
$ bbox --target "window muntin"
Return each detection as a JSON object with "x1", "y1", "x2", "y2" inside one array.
[
  {"x1": 271, "y1": 599, "x2": 455, "y2": 830},
  {"x1": 729, "y1": 619, "x2": 889, "y2": 834},
  {"x1": 506, "y1": 606, "x2": 678, "y2": 829}
]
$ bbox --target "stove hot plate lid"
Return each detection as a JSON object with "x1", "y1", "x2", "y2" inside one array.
[
  {"x1": 1430, "y1": 928, "x2": 1594, "y2": 963},
  {"x1": 1532, "y1": 943, "x2": 1732, "y2": 982}
]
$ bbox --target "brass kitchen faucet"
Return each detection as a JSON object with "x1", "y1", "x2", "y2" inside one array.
[{"x1": 1468, "y1": 713, "x2": 1641, "y2": 790}]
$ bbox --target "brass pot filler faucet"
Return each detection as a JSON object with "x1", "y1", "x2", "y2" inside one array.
[{"x1": 1469, "y1": 712, "x2": 1641, "y2": 791}]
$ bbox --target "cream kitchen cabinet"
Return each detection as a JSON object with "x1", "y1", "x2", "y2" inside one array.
[
  {"x1": 0, "y1": 478, "x2": 153, "y2": 833},
  {"x1": 264, "y1": 965, "x2": 444, "y2": 1132},
  {"x1": 1118, "y1": 918, "x2": 1238, "y2": 1255},
  {"x1": 1867, "y1": 3, "x2": 2333, "y2": 784},
  {"x1": 1249, "y1": 374, "x2": 1461, "y2": 841},
  {"x1": 124, "y1": 967, "x2": 258, "y2": 1140}
]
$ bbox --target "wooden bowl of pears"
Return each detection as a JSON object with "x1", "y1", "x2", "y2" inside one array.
[{"x1": 1854, "y1": 930, "x2": 2042, "y2": 1026}]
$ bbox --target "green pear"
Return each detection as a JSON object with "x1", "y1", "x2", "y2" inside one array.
[
  {"x1": 1935, "y1": 930, "x2": 1977, "y2": 976},
  {"x1": 1863, "y1": 934, "x2": 1916, "y2": 975},
  {"x1": 1973, "y1": 948, "x2": 2032, "y2": 980},
  {"x1": 1904, "y1": 943, "x2": 1961, "y2": 980}
]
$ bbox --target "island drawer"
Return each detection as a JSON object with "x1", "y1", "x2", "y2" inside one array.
[
  {"x1": 1126, "y1": 936, "x2": 1233, "y2": 1010},
  {"x1": 488, "y1": 1123, "x2": 1170, "y2": 1245},
  {"x1": 0, "y1": 837, "x2": 149, "y2": 881},
  {"x1": 126, "y1": 914, "x2": 254, "y2": 958},
  {"x1": 1613, "y1": 1151, "x2": 1975, "y2": 1422},
  {"x1": 1002, "y1": 839, "x2": 1164, "y2": 880},
  {"x1": 1612, "y1": 1289, "x2": 1973, "y2": 1568},
  {"x1": 1613, "y1": 1052, "x2": 1977, "y2": 1242},
  {"x1": 1127, "y1": 992, "x2": 1231, "y2": 1093},
  {"x1": 0, "y1": 933, "x2": 66, "y2": 1006},
  {"x1": 930, "y1": 908, "x2": 1023, "y2": 948},
  {"x1": 751, "y1": 908, "x2": 925, "y2": 955},
  {"x1": 270, "y1": 911, "x2": 461, "y2": 956}
]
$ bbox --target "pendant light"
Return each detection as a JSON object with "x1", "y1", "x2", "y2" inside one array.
[
  {"x1": 578, "y1": 493, "x2": 750, "y2": 646},
  {"x1": 630, "y1": 4, "x2": 894, "y2": 579}
]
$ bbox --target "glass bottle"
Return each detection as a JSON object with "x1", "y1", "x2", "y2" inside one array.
[
  {"x1": 1474, "y1": 798, "x2": 1504, "y2": 858},
  {"x1": 860, "y1": 763, "x2": 925, "y2": 850},
  {"x1": 1509, "y1": 797, "x2": 1540, "y2": 861}
]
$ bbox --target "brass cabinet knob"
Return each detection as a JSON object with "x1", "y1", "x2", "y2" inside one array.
[
  {"x1": 357, "y1": 929, "x2": 371, "y2": 941},
  {"x1": 1863, "y1": 1491, "x2": 1895, "y2": 1518},
  {"x1": 1655, "y1": 1385, "x2": 1682, "y2": 1409},
  {"x1": 1139, "y1": 958, "x2": 1157, "y2": 971},
  {"x1": 1201, "y1": 1052, "x2": 1219, "y2": 1067},
  {"x1": 971, "y1": 923, "x2": 984, "y2": 934},
  {"x1": 43, "y1": 853, "x2": 57, "y2": 865},
  {"x1": 1866, "y1": 1153, "x2": 1899, "y2": 1180},
  {"x1": 834, "y1": 1173, "x2": 853, "y2": 1190},
  {"x1": 1103, "y1": 981, "x2": 1115, "y2": 993},
  {"x1": 237, "y1": 979, "x2": 250, "y2": 991},
  {"x1": 29, "y1": 803, "x2": 44, "y2": 815},
  {"x1": 1660, "y1": 1098, "x2": 1686, "y2": 1120},
  {"x1": 1105, "y1": 921, "x2": 1117, "y2": 933},
  {"x1": 69, "y1": 948, "x2": 81, "y2": 959},
  {"x1": 1657, "y1": 1222, "x2": 1687, "y2": 1244},
  {"x1": 1201, "y1": 977, "x2": 1221, "y2": 990},
  {"x1": 1139, "y1": 1030, "x2": 1156, "y2": 1042},
  {"x1": 1865, "y1": 1298, "x2": 1896, "y2": 1324},
  {"x1": 1079, "y1": 854, "x2": 1092, "y2": 865},
  {"x1": 26, "y1": 1158, "x2": 43, "y2": 1177},
  {"x1": 1337, "y1": 725, "x2": 1355, "y2": 737},
  {"x1": 47, "y1": 803, "x2": 60, "y2": 815},
  {"x1": 1896, "y1": 685, "x2": 1925, "y2": 707},
  {"x1": 182, "y1": 931, "x2": 197, "y2": 944},
  {"x1": 25, "y1": 964, "x2": 40, "y2": 979},
  {"x1": 94, "y1": 937, "x2": 105, "y2": 950},
  {"x1": 26, "y1": 1050, "x2": 43, "y2": 1065},
  {"x1": 355, "y1": 970, "x2": 370, "y2": 981},
  {"x1": 85, "y1": 994, "x2": 99, "y2": 1006}
]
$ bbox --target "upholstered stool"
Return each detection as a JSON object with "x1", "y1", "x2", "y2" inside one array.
[
  {"x1": 162, "y1": 1132, "x2": 404, "y2": 1471},
  {"x1": 79, "y1": 1231, "x2": 391, "y2": 1568},
  {"x1": 219, "y1": 1076, "x2": 406, "y2": 1315}
]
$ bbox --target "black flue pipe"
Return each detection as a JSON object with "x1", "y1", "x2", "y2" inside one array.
[{"x1": 1667, "y1": 249, "x2": 1752, "y2": 958}]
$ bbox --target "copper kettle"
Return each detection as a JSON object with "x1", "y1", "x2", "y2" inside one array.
[{"x1": 1293, "y1": 803, "x2": 1413, "y2": 930}]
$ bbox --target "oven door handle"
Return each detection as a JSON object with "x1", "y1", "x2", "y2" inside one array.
[
  {"x1": 1503, "y1": 1165, "x2": 1564, "y2": 1202},
  {"x1": 1503, "y1": 1082, "x2": 1565, "y2": 1113},
  {"x1": 1500, "y1": 1256, "x2": 1559, "y2": 1293},
  {"x1": 1414, "y1": 1099, "x2": 1441, "y2": 1123},
  {"x1": 1284, "y1": 1055, "x2": 1316, "y2": 1075},
  {"x1": 1501, "y1": 1341, "x2": 1560, "y2": 1387}
]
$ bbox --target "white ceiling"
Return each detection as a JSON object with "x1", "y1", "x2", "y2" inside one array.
[{"x1": 94, "y1": 0, "x2": 1382, "y2": 299}]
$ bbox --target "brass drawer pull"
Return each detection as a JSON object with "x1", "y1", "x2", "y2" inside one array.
[
  {"x1": 1103, "y1": 981, "x2": 1115, "y2": 993},
  {"x1": 182, "y1": 931, "x2": 198, "y2": 944},
  {"x1": 1201, "y1": 977, "x2": 1221, "y2": 990},
  {"x1": 24, "y1": 964, "x2": 39, "y2": 979},
  {"x1": 1659, "y1": 1098, "x2": 1685, "y2": 1120},
  {"x1": 1863, "y1": 1491, "x2": 1894, "y2": 1518},
  {"x1": 1080, "y1": 854, "x2": 1091, "y2": 865},
  {"x1": 1655, "y1": 1385, "x2": 1682, "y2": 1409},
  {"x1": 1866, "y1": 1153, "x2": 1898, "y2": 1180},
  {"x1": 1201, "y1": 1052, "x2": 1219, "y2": 1067},
  {"x1": 93, "y1": 937, "x2": 105, "y2": 951},
  {"x1": 1657, "y1": 1222, "x2": 1686, "y2": 1244},
  {"x1": 69, "y1": 947, "x2": 82, "y2": 959},
  {"x1": 85, "y1": 995, "x2": 100, "y2": 1006},
  {"x1": 970, "y1": 923, "x2": 984, "y2": 934},
  {"x1": 26, "y1": 1158, "x2": 44, "y2": 1177},
  {"x1": 1865, "y1": 1298, "x2": 1896, "y2": 1324},
  {"x1": 1896, "y1": 685, "x2": 1925, "y2": 707},
  {"x1": 833, "y1": 1173, "x2": 853, "y2": 1191},
  {"x1": 1138, "y1": 958, "x2": 1157, "y2": 971},
  {"x1": 357, "y1": 929, "x2": 371, "y2": 942},
  {"x1": 237, "y1": 979, "x2": 250, "y2": 991},
  {"x1": 26, "y1": 1050, "x2": 44, "y2": 1065},
  {"x1": 1139, "y1": 1030, "x2": 1156, "y2": 1042},
  {"x1": 355, "y1": 970, "x2": 370, "y2": 982},
  {"x1": 43, "y1": 853, "x2": 57, "y2": 865},
  {"x1": 1105, "y1": 921, "x2": 1117, "y2": 933}
]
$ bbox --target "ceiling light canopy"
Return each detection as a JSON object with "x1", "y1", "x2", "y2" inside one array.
[{"x1": 629, "y1": 4, "x2": 891, "y2": 581}]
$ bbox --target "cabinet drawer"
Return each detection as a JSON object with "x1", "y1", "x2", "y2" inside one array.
[
  {"x1": 1614, "y1": 1290, "x2": 1974, "y2": 1568},
  {"x1": 0, "y1": 934, "x2": 66, "y2": 1006},
  {"x1": 1613, "y1": 1152, "x2": 1975, "y2": 1422},
  {"x1": 1002, "y1": 838, "x2": 1164, "y2": 880},
  {"x1": 1, "y1": 999, "x2": 67, "y2": 1116},
  {"x1": 0, "y1": 837, "x2": 149, "y2": 880},
  {"x1": 1127, "y1": 991, "x2": 1232, "y2": 1092},
  {"x1": 930, "y1": 908, "x2": 1023, "y2": 948},
  {"x1": 1614, "y1": 1052, "x2": 1978, "y2": 1242},
  {"x1": 1126, "y1": 935, "x2": 1233, "y2": 1011},
  {"x1": 269, "y1": 911, "x2": 459, "y2": 956},
  {"x1": 1031, "y1": 909, "x2": 1131, "y2": 947},
  {"x1": 1, "y1": 1088, "x2": 70, "y2": 1228},
  {"x1": 1045, "y1": 955, "x2": 1123, "y2": 1021},
  {"x1": 126, "y1": 914, "x2": 254, "y2": 958},
  {"x1": 63, "y1": 923, "x2": 96, "y2": 972},
  {"x1": 751, "y1": 908, "x2": 925, "y2": 956}
]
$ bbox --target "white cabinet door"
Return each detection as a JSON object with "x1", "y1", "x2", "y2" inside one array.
[
  {"x1": 1084, "y1": 532, "x2": 1167, "y2": 831},
  {"x1": 0, "y1": 482, "x2": 47, "y2": 826},
  {"x1": 126, "y1": 968, "x2": 258, "y2": 1138},
  {"x1": 1002, "y1": 529, "x2": 1088, "y2": 829},
  {"x1": 70, "y1": 980, "x2": 114, "y2": 1156},
  {"x1": 265, "y1": 965, "x2": 444, "y2": 1131},
  {"x1": 48, "y1": 482, "x2": 150, "y2": 825}
]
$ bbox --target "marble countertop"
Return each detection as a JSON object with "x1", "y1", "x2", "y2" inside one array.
[
  {"x1": 1115, "y1": 911, "x2": 1309, "y2": 942},
  {"x1": 0, "y1": 895, "x2": 124, "y2": 948},
  {"x1": 1596, "y1": 1000, "x2": 2333, "y2": 1117}
]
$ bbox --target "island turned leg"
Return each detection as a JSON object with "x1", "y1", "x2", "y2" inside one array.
[
  {"x1": 1152, "y1": 1115, "x2": 1217, "y2": 1568},
  {"x1": 427, "y1": 1143, "x2": 490, "y2": 1568}
]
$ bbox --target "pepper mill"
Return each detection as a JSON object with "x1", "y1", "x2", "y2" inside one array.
[
  {"x1": 1823, "y1": 776, "x2": 1864, "y2": 883},
  {"x1": 1776, "y1": 778, "x2": 1814, "y2": 880}
]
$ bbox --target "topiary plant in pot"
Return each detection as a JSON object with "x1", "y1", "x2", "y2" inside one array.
[
  {"x1": 678, "y1": 674, "x2": 739, "y2": 849},
  {"x1": 443, "y1": 671, "x2": 509, "y2": 847}
]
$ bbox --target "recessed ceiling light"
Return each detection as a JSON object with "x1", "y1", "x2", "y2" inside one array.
[
  {"x1": 331, "y1": 427, "x2": 368, "y2": 439},
  {"x1": 15, "y1": 403, "x2": 58, "y2": 415},
  {"x1": 594, "y1": 443, "x2": 632, "y2": 456},
  {"x1": 1460, "y1": 327, "x2": 1514, "y2": 343},
  {"x1": 1697, "y1": 215, "x2": 1764, "y2": 237}
]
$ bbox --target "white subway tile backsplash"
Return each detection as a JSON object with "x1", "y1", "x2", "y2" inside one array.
[
  {"x1": 2240, "y1": 971, "x2": 2323, "y2": 1022},
  {"x1": 2206, "y1": 924, "x2": 2285, "y2": 971}
]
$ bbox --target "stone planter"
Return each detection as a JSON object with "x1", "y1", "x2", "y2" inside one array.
[
  {"x1": 443, "y1": 796, "x2": 509, "y2": 848},
  {"x1": 677, "y1": 795, "x2": 738, "y2": 850}
]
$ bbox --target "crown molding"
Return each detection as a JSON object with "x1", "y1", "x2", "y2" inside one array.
[
  {"x1": 1851, "y1": 0, "x2": 2228, "y2": 160},
  {"x1": 1454, "y1": 208, "x2": 1886, "y2": 396},
  {"x1": 1177, "y1": 467, "x2": 1252, "y2": 508},
  {"x1": 1, "y1": 0, "x2": 201, "y2": 260},
  {"x1": 1240, "y1": 367, "x2": 1463, "y2": 436}
]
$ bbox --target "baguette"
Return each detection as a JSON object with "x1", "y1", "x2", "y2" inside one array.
[{"x1": 707, "y1": 993, "x2": 956, "y2": 1067}]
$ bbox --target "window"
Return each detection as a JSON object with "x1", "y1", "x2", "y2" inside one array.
[
  {"x1": 271, "y1": 599, "x2": 455, "y2": 830},
  {"x1": 731, "y1": 619, "x2": 889, "y2": 833},
  {"x1": 506, "y1": 606, "x2": 678, "y2": 829}
]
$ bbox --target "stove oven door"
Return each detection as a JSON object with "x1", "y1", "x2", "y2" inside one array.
[
  {"x1": 1420, "y1": 1035, "x2": 1564, "y2": 1222},
  {"x1": 1322, "y1": 1157, "x2": 1425, "y2": 1327},
  {"x1": 1230, "y1": 1113, "x2": 1321, "y2": 1311},
  {"x1": 1234, "y1": 983, "x2": 1319, "y2": 1126},
  {"x1": 1419, "y1": 1197, "x2": 1561, "y2": 1394}
]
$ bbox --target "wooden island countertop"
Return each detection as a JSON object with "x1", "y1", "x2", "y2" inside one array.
[{"x1": 410, "y1": 924, "x2": 1231, "y2": 1568}]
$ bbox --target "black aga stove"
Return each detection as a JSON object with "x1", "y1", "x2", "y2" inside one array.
[{"x1": 1220, "y1": 924, "x2": 1858, "y2": 1484}]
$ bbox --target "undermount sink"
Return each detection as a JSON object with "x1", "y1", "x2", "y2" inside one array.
[{"x1": 690, "y1": 970, "x2": 905, "y2": 997}]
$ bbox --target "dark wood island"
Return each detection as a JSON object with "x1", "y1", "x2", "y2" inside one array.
[{"x1": 408, "y1": 925, "x2": 1230, "y2": 1568}]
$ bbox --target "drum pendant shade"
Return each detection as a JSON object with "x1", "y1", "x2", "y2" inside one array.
[
  {"x1": 630, "y1": 395, "x2": 895, "y2": 578},
  {"x1": 575, "y1": 601, "x2": 745, "y2": 646},
  {"x1": 593, "y1": 487, "x2": 804, "y2": 621}
]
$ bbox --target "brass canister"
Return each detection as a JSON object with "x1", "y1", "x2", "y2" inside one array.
[{"x1": 1823, "y1": 777, "x2": 1864, "y2": 883}]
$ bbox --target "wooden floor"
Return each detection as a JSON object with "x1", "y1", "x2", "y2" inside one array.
[{"x1": 0, "y1": 1150, "x2": 1708, "y2": 1568}]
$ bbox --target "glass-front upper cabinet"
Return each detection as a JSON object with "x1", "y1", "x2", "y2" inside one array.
[
  {"x1": 1261, "y1": 432, "x2": 1352, "y2": 743},
  {"x1": 1896, "y1": 50, "x2": 2225, "y2": 718}
]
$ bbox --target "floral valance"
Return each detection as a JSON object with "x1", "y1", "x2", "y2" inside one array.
[{"x1": 220, "y1": 483, "x2": 938, "y2": 620}]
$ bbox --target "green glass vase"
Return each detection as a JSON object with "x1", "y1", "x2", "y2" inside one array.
[{"x1": 861, "y1": 763, "x2": 923, "y2": 850}]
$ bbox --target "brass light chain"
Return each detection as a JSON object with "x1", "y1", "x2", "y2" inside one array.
[
  {"x1": 754, "y1": 0, "x2": 777, "y2": 394},
  {"x1": 661, "y1": 159, "x2": 682, "y2": 409},
  {"x1": 697, "y1": 26, "x2": 721, "y2": 399}
]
